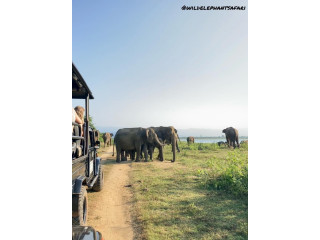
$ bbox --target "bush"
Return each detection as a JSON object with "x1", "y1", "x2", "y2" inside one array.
[
  {"x1": 198, "y1": 150, "x2": 248, "y2": 196},
  {"x1": 197, "y1": 143, "x2": 218, "y2": 151}
]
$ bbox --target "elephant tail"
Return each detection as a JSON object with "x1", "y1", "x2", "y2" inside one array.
[{"x1": 112, "y1": 141, "x2": 115, "y2": 156}]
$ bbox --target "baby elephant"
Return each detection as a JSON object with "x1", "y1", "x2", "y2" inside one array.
[
  {"x1": 240, "y1": 140, "x2": 248, "y2": 145},
  {"x1": 217, "y1": 141, "x2": 227, "y2": 147}
]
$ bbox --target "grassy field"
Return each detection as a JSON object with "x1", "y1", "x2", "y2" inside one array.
[{"x1": 131, "y1": 142, "x2": 248, "y2": 240}]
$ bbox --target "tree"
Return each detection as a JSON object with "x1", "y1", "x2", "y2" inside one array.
[{"x1": 85, "y1": 115, "x2": 96, "y2": 130}]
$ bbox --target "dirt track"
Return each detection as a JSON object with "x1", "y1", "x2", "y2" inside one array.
[{"x1": 87, "y1": 146, "x2": 135, "y2": 240}]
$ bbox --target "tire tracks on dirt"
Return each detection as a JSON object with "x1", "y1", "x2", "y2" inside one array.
[{"x1": 87, "y1": 146, "x2": 134, "y2": 240}]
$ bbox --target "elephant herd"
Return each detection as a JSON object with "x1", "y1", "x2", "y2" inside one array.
[
  {"x1": 186, "y1": 127, "x2": 244, "y2": 149},
  {"x1": 111, "y1": 126, "x2": 180, "y2": 163},
  {"x1": 93, "y1": 131, "x2": 114, "y2": 148},
  {"x1": 99, "y1": 126, "x2": 245, "y2": 163}
]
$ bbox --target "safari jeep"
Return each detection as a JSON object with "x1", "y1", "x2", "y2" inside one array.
[{"x1": 72, "y1": 63, "x2": 104, "y2": 225}]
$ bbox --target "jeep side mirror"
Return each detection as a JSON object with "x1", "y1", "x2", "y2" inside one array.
[{"x1": 95, "y1": 140, "x2": 100, "y2": 149}]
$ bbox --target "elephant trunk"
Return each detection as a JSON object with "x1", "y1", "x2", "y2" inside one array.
[
  {"x1": 153, "y1": 133, "x2": 165, "y2": 161},
  {"x1": 154, "y1": 133, "x2": 165, "y2": 147},
  {"x1": 171, "y1": 135, "x2": 176, "y2": 162}
]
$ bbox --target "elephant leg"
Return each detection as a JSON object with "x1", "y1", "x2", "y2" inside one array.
[
  {"x1": 135, "y1": 144, "x2": 141, "y2": 162},
  {"x1": 121, "y1": 151, "x2": 126, "y2": 161},
  {"x1": 143, "y1": 145, "x2": 148, "y2": 162},
  {"x1": 149, "y1": 146, "x2": 153, "y2": 160},
  {"x1": 176, "y1": 141, "x2": 180, "y2": 152},
  {"x1": 130, "y1": 151, "x2": 135, "y2": 160},
  {"x1": 116, "y1": 146, "x2": 121, "y2": 163},
  {"x1": 140, "y1": 146, "x2": 144, "y2": 159},
  {"x1": 124, "y1": 151, "x2": 129, "y2": 161},
  {"x1": 171, "y1": 140, "x2": 176, "y2": 162},
  {"x1": 159, "y1": 146, "x2": 164, "y2": 161},
  {"x1": 156, "y1": 147, "x2": 161, "y2": 160}
]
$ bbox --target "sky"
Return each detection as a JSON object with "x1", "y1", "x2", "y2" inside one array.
[{"x1": 72, "y1": 0, "x2": 248, "y2": 133}]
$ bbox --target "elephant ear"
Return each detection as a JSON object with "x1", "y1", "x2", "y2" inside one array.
[{"x1": 140, "y1": 128, "x2": 148, "y2": 140}]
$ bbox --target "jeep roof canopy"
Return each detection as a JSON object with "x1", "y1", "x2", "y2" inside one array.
[{"x1": 72, "y1": 63, "x2": 94, "y2": 99}]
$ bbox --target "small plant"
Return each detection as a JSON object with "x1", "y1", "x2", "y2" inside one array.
[{"x1": 199, "y1": 150, "x2": 248, "y2": 196}]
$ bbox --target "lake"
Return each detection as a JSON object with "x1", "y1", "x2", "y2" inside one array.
[{"x1": 179, "y1": 137, "x2": 248, "y2": 144}]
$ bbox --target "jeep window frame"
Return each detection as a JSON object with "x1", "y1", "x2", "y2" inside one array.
[{"x1": 72, "y1": 63, "x2": 94, "y2": 157}]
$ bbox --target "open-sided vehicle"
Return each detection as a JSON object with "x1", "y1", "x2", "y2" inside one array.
[{"x1": 72, "y1": 63, "x2": 104, "y2": 225}]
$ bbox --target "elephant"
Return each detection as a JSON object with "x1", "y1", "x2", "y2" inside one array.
[
  {"x1": 150, "y1": 126, "x2": 180, "y2": 162},
  {"x1": 94, "y1": 130, "x2": 100, "y2": 142},
  {"x1": 113, "y1": 127, "x2": 164, "y2": 163},
  {"x1": 140, "y1": 137, "x2": 165, "y2": 161},
  {"x1": 217, "y1": 141, "x2": 227, "y2": 147},
  {"x1": 187, "y1": 136, "x2": 195, "y2": 145},
  {"x1": 102, "y1": 132, "x2": 113, "y2": 147},
  {"x1": 222, "y1": 127, "x2": 240, "y2": 148}
]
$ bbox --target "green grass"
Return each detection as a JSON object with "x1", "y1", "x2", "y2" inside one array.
[{"x1": 131, "y1": 142, "x2": 248, "y2": 240}]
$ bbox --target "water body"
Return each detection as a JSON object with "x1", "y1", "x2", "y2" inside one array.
[{"x1": 179, "y1": 137, "x2": 248, "y2": 144}]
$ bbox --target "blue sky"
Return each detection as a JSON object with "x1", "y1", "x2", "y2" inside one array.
[{"x1": 73, "y1": 0, "x2": 248, "y2": 131}]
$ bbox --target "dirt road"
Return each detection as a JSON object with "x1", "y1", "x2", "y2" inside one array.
[{"x1": 87, "y1": 146, "x2": 135, "y2": 240}]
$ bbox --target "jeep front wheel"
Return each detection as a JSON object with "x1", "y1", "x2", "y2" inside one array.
[{"x1": 72, "y1": 186, "x2": 88, "y2": 225}]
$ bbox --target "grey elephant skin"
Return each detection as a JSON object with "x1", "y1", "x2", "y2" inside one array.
[
  {"x1": 113, "y1": 128, "x2": 164, "y2": 163},
  {"x1": 187, "y1": 136, "x2": 195, "y2": 144},
  {"x1": 150, "y1": 126, "x2": 180, "y2": 162},
  {"x1": 94, "y1": 130, "x2": 100, "y2": 142},
  {"x1": 102, "y1": 132, "x2": 113, "y2": 147},
  {"x1": 222, "y1": 127, "x2": 240, "y2": 148},
  {"x1": 217, "y1": 141, "x2": 227, "y2": 147}
]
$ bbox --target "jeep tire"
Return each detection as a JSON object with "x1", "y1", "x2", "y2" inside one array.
[{"x1": 72, "y1": 186, "x2": 88, "y2": 225}]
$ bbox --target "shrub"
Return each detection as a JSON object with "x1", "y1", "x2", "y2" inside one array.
[{"x1": 198, "y1": 150, "x2": 248, "y2": 196}]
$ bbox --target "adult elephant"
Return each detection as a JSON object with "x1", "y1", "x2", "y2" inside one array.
[
  {"x1": 187, "y1": 136, "x2": 195, "y2": 145},
  {"x1": 94, "y1": 130, "x2": 100, "y2": 142},
  {"x1": 222, "y1": 127, "x2": 240, "y2": 148},
  {"x1": 102, "y1": 132, "x2": 113, "y2": 147},
  {"x1": 151, "y1": 126, "x2": 180, "y2": 162},
  {"x1": 113, "y1": 128, "x2": 164, "y2": 163}
]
